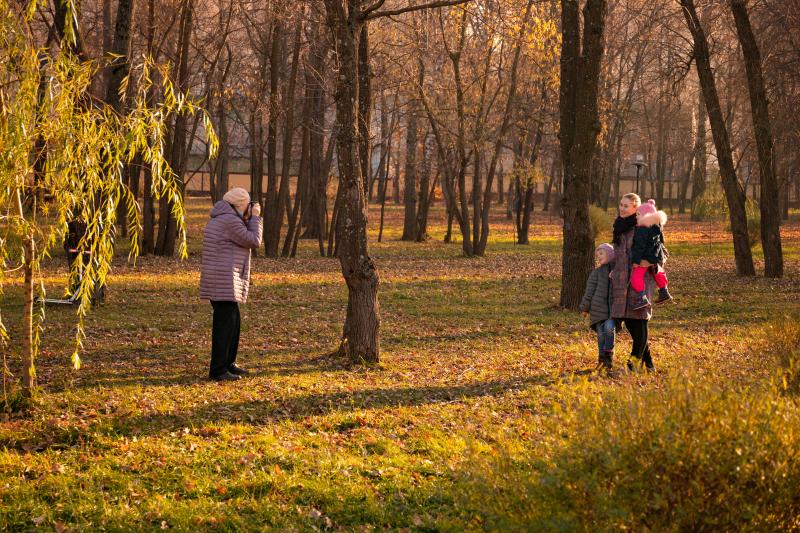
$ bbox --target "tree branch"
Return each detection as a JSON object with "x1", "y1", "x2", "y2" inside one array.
[
  {"x1": 363, "y1": 0, "x2": 472, "y2": 21},
  {"x1": 361, "y1": 0, "x2": 387, "y2": 18}
]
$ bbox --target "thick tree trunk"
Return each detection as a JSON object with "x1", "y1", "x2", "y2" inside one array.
[
  {"x1": 683, "y1": 0, "x2": 755, "y2": 275},
  {"x1": 558, "y1": 0, "x2": 607, "y2": 309},
  {"x1": 731, "y1": 0, "x2": 783, "y2": 277},
  {"x1": 323, "y1": 1, "x2": 379, "y2": 363}
]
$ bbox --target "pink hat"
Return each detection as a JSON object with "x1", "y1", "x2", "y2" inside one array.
[
  {"x1": 596, "y1": 243, "x2": 615, "y2": 261},
  {"x1": 637, "y1": 199, "x2": 657, "y2": 216}
]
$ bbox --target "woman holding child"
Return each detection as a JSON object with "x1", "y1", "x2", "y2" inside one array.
[
  {"x1": 582, "y1": 192, "x2": 671, "y2": 373},
  {"x1": 610, "y1": 192, "x2": 658, "y2": 372}
]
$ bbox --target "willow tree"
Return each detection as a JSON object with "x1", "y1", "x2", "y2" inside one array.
[{"x1": 0, "y1": 0, "x2": 215, "y2": 399}]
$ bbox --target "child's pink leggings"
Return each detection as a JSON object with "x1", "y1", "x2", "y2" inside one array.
[{"x1": 631, "y1": 265, "x2": 667, "y2": 292}]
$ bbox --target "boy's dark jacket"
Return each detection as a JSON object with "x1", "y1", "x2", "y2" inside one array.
[
  {"x1": 580, "y1": 262, "x2": 614, "y2": 331},
  {"x1": 631, "y1": 211, "x2": 667, "y2": 265}
]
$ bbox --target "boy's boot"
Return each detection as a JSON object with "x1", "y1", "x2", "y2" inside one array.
[
  {"x1": 632, "y1": 291, "x2": 650, "y2": 310},
  {"x1": 654, "y1": 287, "x2": 673, "y2": 304},
  {"x1": 599, "y1": 350, "x2": 614, "y2": 373}
]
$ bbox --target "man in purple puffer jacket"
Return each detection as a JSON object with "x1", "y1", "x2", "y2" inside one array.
[{"x1": 200, "y1": 187, "x2": 262, "y2": 381}]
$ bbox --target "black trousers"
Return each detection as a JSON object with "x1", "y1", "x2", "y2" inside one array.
[
  {"x1": 210, "y1": 301, "x2": 240, "y2": 377},
  {"x1": 621, "y1": 318, "x2": 653, "y2": 367}
]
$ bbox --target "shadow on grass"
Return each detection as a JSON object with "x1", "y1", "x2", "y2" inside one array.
[{"x1": 106, "y1": 372, "x2": 563, "y2": 438}]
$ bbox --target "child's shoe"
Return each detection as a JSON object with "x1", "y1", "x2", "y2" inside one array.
[
  {"x1": 598, "y1": 351, "x2": 613, "y2": 373},
  {"x1": 654, "y1": 287, "x2": 673, "y2": 304},
  {"x1": 632, "y1": 291, "x2": 650, "y2": 310}
]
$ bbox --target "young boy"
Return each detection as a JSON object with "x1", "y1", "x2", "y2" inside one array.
[{"x1": 580, "y1": 243, "x2": 616, "y2": 372}]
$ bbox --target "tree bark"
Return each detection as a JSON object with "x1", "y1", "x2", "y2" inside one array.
[
  {"x1": 731, "y1": 0, "x2": 783, "y2": 277},
  {"x1": 682, "y1": 0, "x2": 755, "y2": 275},
  {"x1": 263, "y1": 20, "x2": 283, "y2": 256},
  {"x1": 155, "y1": 0, "x2": 193, "y2": 257},
  {"x1": 415, "y1": 132, "x2": 434, "y2": 242},
  {"x1": 558, "y1": 0, "x2": 607, "y2": 309},
  {"x1": 690, "y1": 93, "x2": 707, "y2": 220},
  {"x1": 401, "y1": 100, "x2": 419, "y2": 240},
  {"x1": 323, "y1": 0, "x2": 380, "y2": 363},
  {"x1": 22, "y1": 236, "x2": 36, "y2": 397}
]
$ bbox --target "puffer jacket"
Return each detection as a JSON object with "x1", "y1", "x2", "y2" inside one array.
[
  {"x1": 199, "y1": 201, "x2": 262, "y2": 303},
  {"x1": 631, "y1": 211, "x2": 667, "y2": 265},
  {"x1": 611, "y1": 226, "x2": 654, "y2": 320},
  {"x1": 580, "y1": 262, "x2": 614, "y2": 331}
]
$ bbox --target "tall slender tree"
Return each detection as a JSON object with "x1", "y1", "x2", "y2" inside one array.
[
  {"x1": 681, "y1": 0, "x2": 755, "y2": 276},
  {"x1": 730, "y1": 0, "x2": 783, "y2": 277}
]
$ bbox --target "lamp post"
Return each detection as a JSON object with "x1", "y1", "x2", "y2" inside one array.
[{"x1": 632, "y1": 155, "x2": 647, "y2": 196}]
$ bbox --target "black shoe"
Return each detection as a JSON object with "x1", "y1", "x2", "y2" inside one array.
[
  {"x1": 654, "y1": 287, "x2": 673, "y2": 305},
  {"x1": 228, "y1": 364, "x2": 250, "y2": 376},
  {"x1": 210, "y1": 371, "x2": 241, "y2": 382}
]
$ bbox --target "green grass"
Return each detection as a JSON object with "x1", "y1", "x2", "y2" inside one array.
[{"x1": 1, "y1": 199, "x2": 799, "y2": 530}]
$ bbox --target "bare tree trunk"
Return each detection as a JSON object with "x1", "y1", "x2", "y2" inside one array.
[
  {"x1": 731, "y1": 0, "x2": 783, "y2": 277},
  {"x1": 690, "y1": 93, "x2": 707, "y2": 220},
  {"x1": 392, "y1": 149, "x2": 401, "y2": 204},
  {"x1": 415, "y1": 132, "x2": 434, "y2": 242},
  {"x1": 358, "y1": 25, "x2": 372, "y2": 197},
  {"x1": 682, "y1": 0, "x2": 755, "y2": 275},
  {"x1": 263, "y1": 20, "x2": 283, "y2": 256},
  {"x1": 401, "y1": 98, "x2": 419, "y2": 240},
  {"x1": 558, "y1": 0, "x2": 607, "y2": 309},
  {"x1": 283, "y1": 119, "x2": 309, "y2": 257},
  {"x1": 268, "y1": 19, "x2": 303, "y2": 256},
  {"x1": 140, "y1": 0, "x2": 156, "y2": 255},
  {"x1": 22, "y1": 236, "x2": 36, "y2": 397},
  {"x1": 106, "y1": 0, "x2": 137, "y2": 235},
  {"x1": 156, "y1": 0, "x2": 193, "y2": 257},
  {"x1": 323, "y1": 0, "x2": 380, "y2": 363},
  {"x1": 215, "y1": 83, "x2": 230, "y2": 200},
  {"x1": 250, "y1": 108, "x2": 264, "y2": 204}
]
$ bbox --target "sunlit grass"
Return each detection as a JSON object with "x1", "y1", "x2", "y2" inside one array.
[{"x1": 0, "y1": 197, "x2": 799, "y2": 529}]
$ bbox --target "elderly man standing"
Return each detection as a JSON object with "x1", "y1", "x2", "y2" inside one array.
[{"x1": 199, "y1": 187, "x2": 262, "y2": 382}]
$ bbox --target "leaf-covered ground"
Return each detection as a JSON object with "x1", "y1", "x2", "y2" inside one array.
[{"x1": 1, "y1": 200, "x2": 799, "y2": 530}]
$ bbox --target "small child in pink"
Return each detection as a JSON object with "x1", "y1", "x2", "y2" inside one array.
[{"x1": 631, "y1": 199, "x2": 672, "y2": 310}]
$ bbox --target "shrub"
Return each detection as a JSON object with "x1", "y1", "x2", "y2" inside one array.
[
  {"x1": 589, "y1": 205, "x2": 613, "y2": 241},
  {"x1": 773, "y1": 316, "x2": 800, "y2": 395},
  {"x1": 724, "y1": 197, "x2": 761, "y2": 249},
  {"x1": 460, "y1": 317, "x2": 800, "y2": 530}
]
